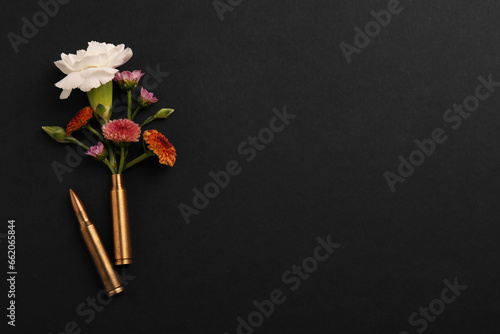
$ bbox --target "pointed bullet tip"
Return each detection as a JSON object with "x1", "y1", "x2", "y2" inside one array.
[{"x1": 69, "y1": 189, "x2": 90, "y2": 226}]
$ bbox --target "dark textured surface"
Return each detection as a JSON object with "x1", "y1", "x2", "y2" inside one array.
[{"x1": 1, "y1": 0, "x2": 500, "y2": 333}]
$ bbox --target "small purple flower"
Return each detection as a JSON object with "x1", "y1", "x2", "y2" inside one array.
[
  {"x1": 86, "y1": 142, "x2": 107, "y2": 160},
  {"x1": 138, "y1": 87, "x2": 158, "y2": 107},
  {"x1": 113, "y1": 70, "x2": 144, "y2": 90}
]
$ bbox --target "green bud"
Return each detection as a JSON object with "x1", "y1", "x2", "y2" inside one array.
[
  {"x1": 42, "y1": 126, "x2": 71, "y2": 143},
  {"x1": 154, "y1": 108, "x2": 174, "y2": 119},
  {"x1": 87, "y1": 81, "x2": 113, "y2": 123}
]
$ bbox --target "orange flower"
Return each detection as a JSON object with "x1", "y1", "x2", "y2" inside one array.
[
  {"x1": 143, "y1": 130, "x2": 176, "y2": 166},
  {"x1": 66, "y1": 106, "x2": 94, "y2": 136}
]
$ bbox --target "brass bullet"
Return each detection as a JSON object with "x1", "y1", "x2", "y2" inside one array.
[
  {"x1": 110, "y1": 174, "x2": 133, "y2": 265},
  {"x1": 69, "y1": 189, "x2": 125, "y2": 296}
]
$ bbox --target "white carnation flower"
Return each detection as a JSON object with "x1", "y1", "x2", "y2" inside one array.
[{"x1": 54, "y1": 41, "x2": 133, "y2": 99}]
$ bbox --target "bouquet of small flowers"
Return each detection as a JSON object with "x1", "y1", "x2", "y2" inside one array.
[
  {"x1": 43, "y1": 41, "x2": 176, "y2": 265},
  {"x1": 43, "y1": 41, "x2": 176, "y2": 174}
]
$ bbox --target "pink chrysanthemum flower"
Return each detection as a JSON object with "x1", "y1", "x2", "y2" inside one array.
[
  {"x1": 113, "y1": 70, "x2": 144, "y2": 90},
  {"x1": 86, "y1": 142, "x2": 107, "y2": 160},
  {"x1": 138, "y1": 87, "x2": 158, "y2": 107},
  {"x1": 102, "y1": 119, "x2": 141, "y2": 143}
]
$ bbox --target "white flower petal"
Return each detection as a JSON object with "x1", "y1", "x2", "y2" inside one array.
[
  {"x1": 78, "y1": 68, "x2": 117, "y2": 92},
  {"x1": 61, "y1": 53, "x2": 75, "y2": 65},
  {"x1": 108, "y1": 47, "x2": 133, "y2": 68},
  {"x1": 55, "y1": 71, "x2": 84, "y2": 90},
  {"x1": 73, "y1": 54, "x2": 108, "y2": 70},
  {"x1": 87, "y1": 41, "x2": 116, "y2": 56},
  {"x1": 54, "y1": 59, "x2": 73, "y2": 75},
  {"x1": 75, "y1": 49, "x2": 86, "y2": 59},
  {"x1": 105, "y1": 42, "x2": 119, "y2": 53},
  {"x1": 104, "y1": 44, "x2": 126, "y2": 66},
  {"x1": 60, "y1": 89, "x2": 72, "y2": 99}
]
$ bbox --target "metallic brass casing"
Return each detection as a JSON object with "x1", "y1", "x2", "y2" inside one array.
[
  {"x1": 111, "y1": 174, "x2": 133, "y2": 265},
  {"x1": 69, "y1": 189, "x2": 125, "y2": 296}
]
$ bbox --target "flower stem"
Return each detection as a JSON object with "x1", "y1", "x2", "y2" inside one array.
[
  {"x1": 131, "y1": 106, "x2": 142, "y2": 120},
  {"x1": 103, "y1": 158, "x2": 117, "y2": 174},
  {"x1": 123, "y1": 151, "x2": 154, "y2": 171},
  {"x1": 69, "y1": 138, "x2": 90, "y2": 151},
  {"x1": 127, "y1": 90, "x2": 132, "y2": 119},
  {"x1": 108, "y1": 146, "x2": 116, "y2": 170},
  {"x1": 118, "y1": 146, "x2": 127, "y2": 174},
  {"x1": 140, "y1": 116, "x2": 155, "y2": 128},
  {"x1": 86, "y1": 124, "x2": 105, "y2": 142}
]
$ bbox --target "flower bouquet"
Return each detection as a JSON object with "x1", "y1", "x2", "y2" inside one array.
[{"x1": 43, "y1": 41, "x2": 176, "y2": 265}]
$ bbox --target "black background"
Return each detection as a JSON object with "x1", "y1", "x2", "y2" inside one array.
[{"x1": 1, "y1": 0, "x2": 500, "y2": 333}]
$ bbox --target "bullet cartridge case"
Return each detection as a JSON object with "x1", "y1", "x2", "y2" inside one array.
[
  {"x1": 111, "y1": 174, "x2": 133, "y2": 265},
  {"x1": 69, "y1": 189, "x2": 125, "y2": 296}
]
